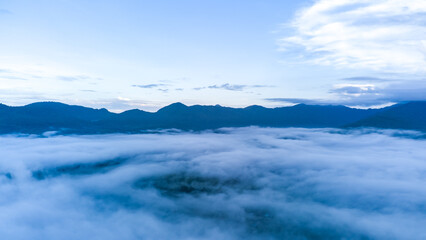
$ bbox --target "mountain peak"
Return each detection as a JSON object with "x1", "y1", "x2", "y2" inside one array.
[
  {"x1": 162, "y1": 102, "x2": 187, "y2": 108},
  {"x1": 245, "y1": 105, "x2": 266, "y2": 110},
  {"x1": 25, "y1": 101, "x2": 69, "y2": 108},
  {"x1": 157, "y1": 102, "x2": 188, "y2": 113}
]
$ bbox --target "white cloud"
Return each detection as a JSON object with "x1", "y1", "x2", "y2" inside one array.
[
  {"x1": 280, "y1": 0, "x2": 426, "y2": 74},
  {"x1": 329, "y1": 81, "x2": 426, "y2": 105},
  {"x1": 267, "y1": 80, "x2": 426, "y2": 107},
  {"x1": 0, "y1": 128, "x2": 426, "y2": 239}
]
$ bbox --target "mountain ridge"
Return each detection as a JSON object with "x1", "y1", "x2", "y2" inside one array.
[{"x1": 0, "y1": 101, "x2": 424, "y2": 134}]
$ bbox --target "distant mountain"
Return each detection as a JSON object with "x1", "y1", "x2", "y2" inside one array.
[
  {"x1": 346, "y1": 101, "x2": 426, "y2": 131},
  {"x1": 0, "y1": 102, "x2": 114, "y2": 133},
  {"x1": 0, "y1": 101, "x2": 424, "y2": 134},
  {"x1": 95, "y1": 102, "x2": 381, "y2": 133}
]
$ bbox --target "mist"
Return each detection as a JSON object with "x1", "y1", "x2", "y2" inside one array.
[{"x1": 1, "y1": 127, "x2": 426, "y2": 239}]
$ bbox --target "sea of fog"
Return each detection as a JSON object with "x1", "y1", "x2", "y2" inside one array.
[{"x1": 0, "y1": 127, "x2": 426, "y2": 240}]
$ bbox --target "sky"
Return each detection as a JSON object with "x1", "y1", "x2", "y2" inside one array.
[{"x1": 0, "y1": 0, "x2": 425, "y2": 112}]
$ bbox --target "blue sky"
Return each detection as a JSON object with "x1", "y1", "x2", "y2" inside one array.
[{"x1": 0, "y1": 0, "x2": 425, "y2": 111}]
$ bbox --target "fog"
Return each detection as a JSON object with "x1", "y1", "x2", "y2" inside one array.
[{"x1": 0, "y1": 128, "x2": 426, "y2": 239}]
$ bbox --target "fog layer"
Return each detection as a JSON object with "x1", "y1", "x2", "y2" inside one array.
[{"x1": 0, "y1": 128, "x2": 425, "y2": 239}]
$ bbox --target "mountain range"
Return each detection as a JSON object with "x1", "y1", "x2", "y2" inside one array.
[{"x1": 0, "y1": 101, "x2": 425, "y2": 134}]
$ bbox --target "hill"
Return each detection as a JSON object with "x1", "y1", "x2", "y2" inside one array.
[
  {"x1": 0, "y1": 101, "x2": 424, "y2": 134},
  {"x1": 347, "y1": 101, "x2": 426, "y2": 131}
]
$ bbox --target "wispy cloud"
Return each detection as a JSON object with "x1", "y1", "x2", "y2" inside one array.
[
  {"x1": 132, "y1": 84, "x2": 171, "y2": 93},
  {"x1": 341, "y1": 76, "x2": 392, "y2": 82},
  {"x1": 56, "y1": 75, "x2": 91, "y2": 82},
  {"x1": 194, "y1": 83, "x2": 271, "y2": 91},
  {"x1": 0, "y1": 75, "x2": 27, "y2": 81},
  {"x1": 266, "y1": 97, "x2": 326, "y2": 105},
  {"x1": 280, "y1": 0, "x2": 426, "y2": 74},
  {"x1": 208, "y1": 83, "x2": 247, "y2": 91},
  {"x1": 330, "y1": 82, "x2": 426, "y2": 105},
  {"x1": 267, "y1": 81, "x2": 426, "y2": 107},
  {"x1": 0, "y1": 67, "x2": 102, "y2": 83},
  {"x1": 330, "y1": 84, "x2": 377, "y2": 95},
  {"x1": 132, "y1": 84, "x2": 167, "y2": 89}
]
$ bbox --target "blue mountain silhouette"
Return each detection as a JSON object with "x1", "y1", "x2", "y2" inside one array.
[{"x1": 0, "y1": 101, "x2": 424, "y2": 134}]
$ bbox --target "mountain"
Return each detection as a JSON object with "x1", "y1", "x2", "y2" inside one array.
[
  {"x1": 92, "y1": 102, "x2": 381, "y2": 132},
  {"x1": 0, "y1": 101, "x2": 424, "y2": 134},
  {"x1": 0, "y1": 102, "x2": 114, "y2": 133},
  {"x1": 346, "y1": 101, "x2": 426, "y2": 131}
]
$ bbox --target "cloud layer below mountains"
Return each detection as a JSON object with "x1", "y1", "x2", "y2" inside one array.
[{"x1": 0, "y1": 128, "x2": 425, "y2": 239}]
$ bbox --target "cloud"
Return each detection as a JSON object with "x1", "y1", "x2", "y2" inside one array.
[
  {"x1": 330, "y1": 84, "x2": 377, "y2": 95},
  {"x1": 267, "y1": 81, "x2": 426, "y2": 107},
  {"x1": 132, "y1": 84, "x2": 167, "y2": 89},
  {"x1": 331, "y1": 82, "x2": 426, "y2": 105},
  {"x1": 0, "y1": 66, "x2": 103, "y2": 88},
  {"x1": 280, "y1": 0, "x2": 426, "y2": 74},
  {"x1": 56, "y1": 75, "x2": 91, "y2": 82},
  {"x1": 0, "y1": 128, "x2": 425, "y2": 239},
  {"x1": 132, "y1": 84, "x2": 171, "y2": 93},
  {"x1": 157, "y1": 89, "x2": 168, "y2": 93},
  {"x1": 194, "y1": 83, "x2": 271, "y2": 91},
  {"x1": 341, "y1": 76, "x2": 393, "y2": 82},
  {"x1": 0, "y1": 69, "x2": 37, "y2": 81},
  {"x1": 266, "y1": 97, "x2": 325, "y2": 105},
  {"x1": 0, "y1": 75, "x2": 27, "y2": 81},
  {"x1": 208, "y1": 83, "x2": 246, "y2": 91}
]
